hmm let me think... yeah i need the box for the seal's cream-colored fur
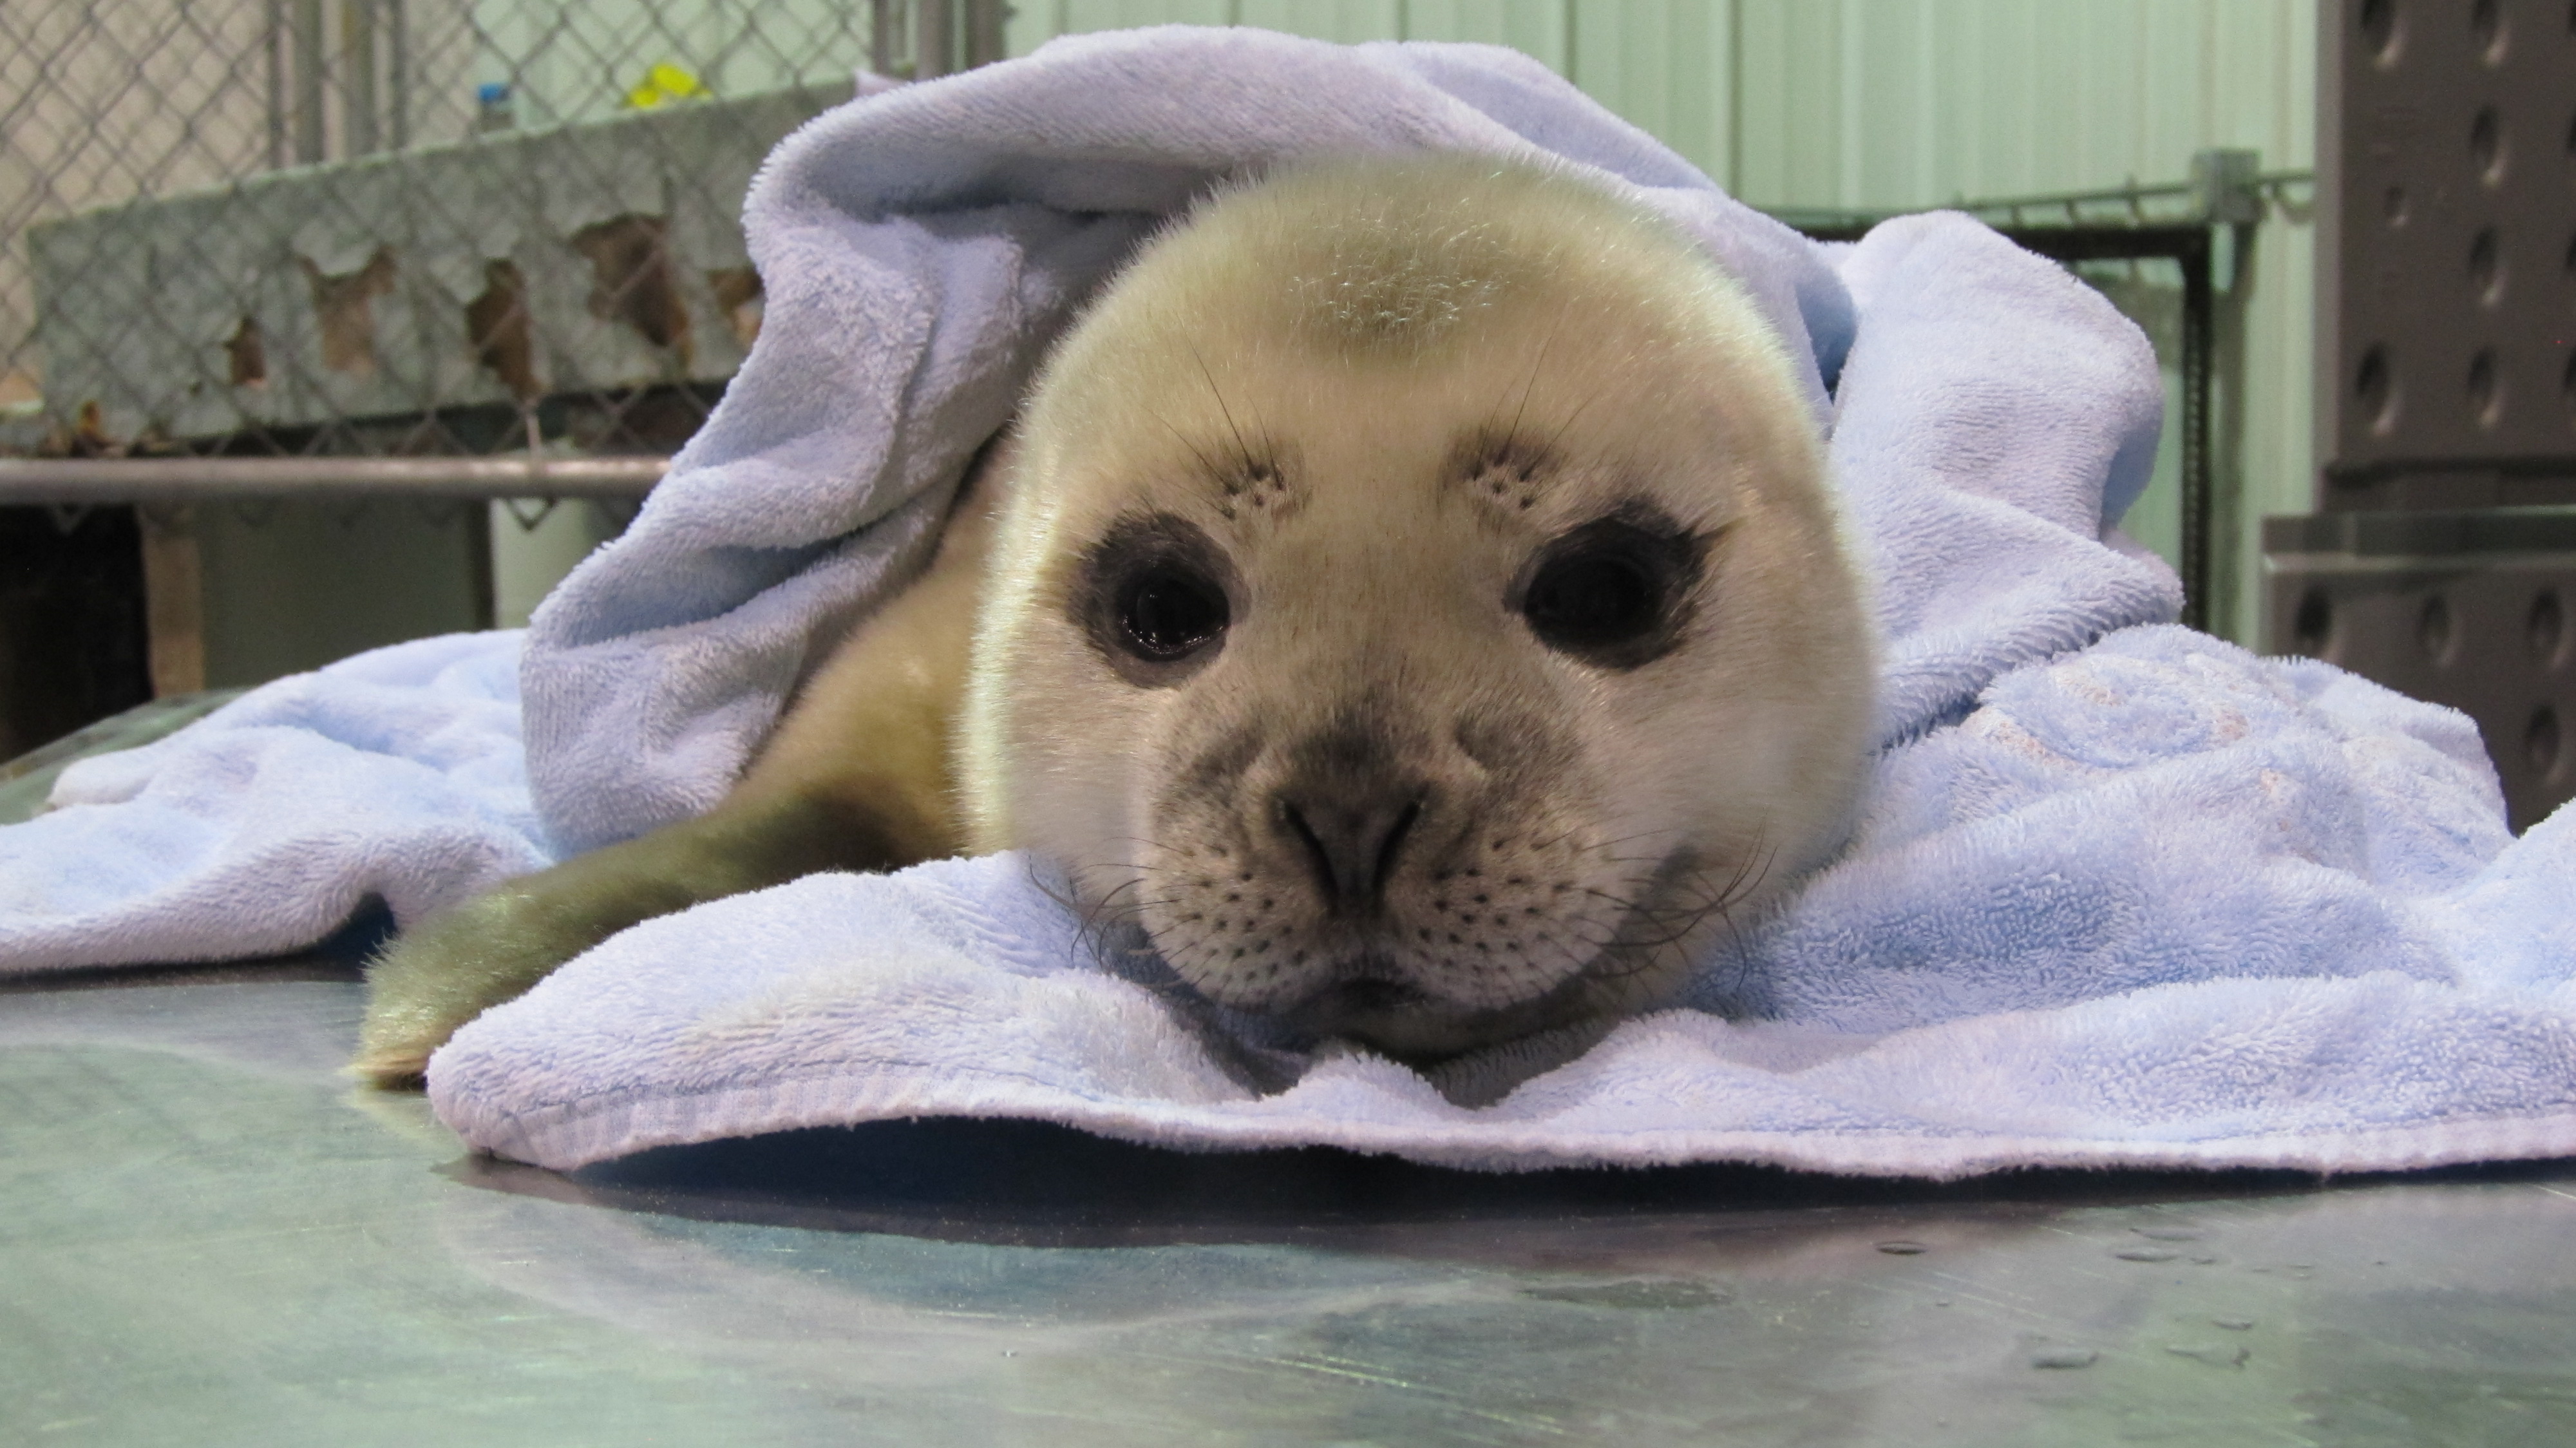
[354,155,1874,1087]
[963,157,1873,1056]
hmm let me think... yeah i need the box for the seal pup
[354,154,1877,1089]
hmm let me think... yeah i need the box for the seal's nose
[1275,786,1423,915]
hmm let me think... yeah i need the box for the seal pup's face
[961,157,1875,1061]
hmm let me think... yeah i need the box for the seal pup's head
[960,155,1874,1061]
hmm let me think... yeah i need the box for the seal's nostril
[1372,798,1422,900]
[1282,801,1336,902]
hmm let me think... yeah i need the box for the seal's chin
[1274,965,1597,1063]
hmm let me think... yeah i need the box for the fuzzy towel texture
[6,29,2573,1178]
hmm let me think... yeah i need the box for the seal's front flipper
[352,437,1009,1089]
[352,792,904,1087]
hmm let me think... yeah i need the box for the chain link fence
[1,1,1007,465]
[0,1,1007,750]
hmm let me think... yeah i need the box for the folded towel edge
[435,1066,2576,1182]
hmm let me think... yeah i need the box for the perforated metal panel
[2264,509,2575,830]
[2313,0,2576,510]
[2274,2,2576,829]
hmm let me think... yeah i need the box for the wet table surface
[6,960,2575,1447]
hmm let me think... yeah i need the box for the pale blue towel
[5,29,2570,1178]
[0,633,543,973]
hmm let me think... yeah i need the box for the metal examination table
[5,710,2574,1446]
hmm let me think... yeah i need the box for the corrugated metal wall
[1726,0,2315,649]
[1005,0,2319,647]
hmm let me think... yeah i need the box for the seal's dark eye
[1077,513,1236,685]
[1517,510,1703,669]
[1117,564,1229,659]
[1524,553,1658,649]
